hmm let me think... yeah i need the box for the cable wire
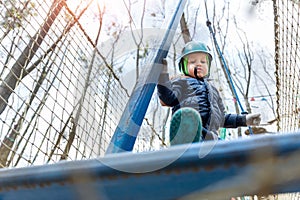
[204,0,253,135]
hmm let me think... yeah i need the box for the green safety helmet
[178,41,213,76]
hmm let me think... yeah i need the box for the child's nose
[195,61,202,66]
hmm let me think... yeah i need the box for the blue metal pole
[106,0,188,154]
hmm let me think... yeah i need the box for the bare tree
[180,13,191,43]
[0,0,65,115]
[232,16,254,113]
[0,0,97,166]
[0,0,66,167]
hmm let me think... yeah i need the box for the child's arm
[157,73,180,107]
[157,61,181,107]
[224,113,261,128]
[223,114,247,128]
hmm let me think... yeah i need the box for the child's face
[186,52,209,78]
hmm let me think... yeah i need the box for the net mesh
[0,0,168,168]
[274,0,300,132]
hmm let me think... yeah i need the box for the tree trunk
[0,0,65,115]
[180,13,191,43]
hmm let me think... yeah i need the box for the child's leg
[169,107,202,145]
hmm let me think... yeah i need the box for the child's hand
[246,113,261,126]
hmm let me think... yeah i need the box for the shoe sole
[169,107,202,145]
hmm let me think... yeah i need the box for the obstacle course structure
[0,0,299,199]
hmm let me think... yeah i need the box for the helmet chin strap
[194,67,201,79]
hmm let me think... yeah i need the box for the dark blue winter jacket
[157,73,246,134]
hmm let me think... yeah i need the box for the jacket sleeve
[223,114,247,128]
[157,73,181,107]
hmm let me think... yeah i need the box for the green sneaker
[169,107,203,145]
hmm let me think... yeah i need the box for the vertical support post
[106,0,188,154]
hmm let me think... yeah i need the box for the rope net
[274,0,300,132]
[0,0,168,168]
[269,1,300,199]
